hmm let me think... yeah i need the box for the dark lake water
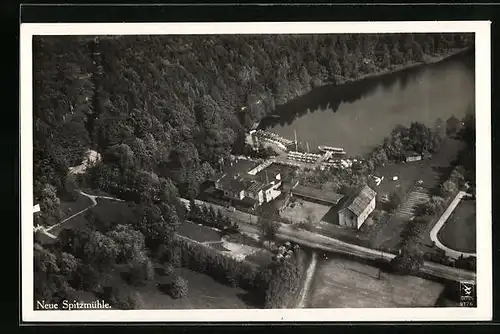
[261,51,475,157]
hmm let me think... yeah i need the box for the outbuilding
[403,151,422,163]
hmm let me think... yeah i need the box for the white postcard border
[21,21,492,322]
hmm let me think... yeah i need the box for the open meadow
[93,263,258,309]
[307,256,445,308]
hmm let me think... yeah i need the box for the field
[438,199,476,253]
[280,198,331,225]
[137,266,258,309]
[307,256,445,308]
[97,264,258,309]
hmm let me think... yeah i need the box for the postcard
[21,20,492,322]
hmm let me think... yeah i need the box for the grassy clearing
[87,199,136,231]
[136,266,257,309]
[177,221,222,243]
[370,138,464,251]
[374,138,463,197]
[438,199,476,253]
[97,264,257,309]
[308,256,445,308]
[59,193,93,219]
[47,198,135,238]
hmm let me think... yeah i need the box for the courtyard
[279,197,332,225]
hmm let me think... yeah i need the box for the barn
[338,185,377,230]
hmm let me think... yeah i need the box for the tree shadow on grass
[236,291,265,309]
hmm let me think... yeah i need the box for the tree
[128,255,154,286]
[105,286,139,310]
[258,216,279,247]
[446,115,462,137]
[57,252,80,285]
[107,224,147,264]
[388,187,405,212]
[390,246,424,275]
[441,179,458,198]
[408,122,433,154]
[414,197,445,217]
[83,230,120,269]
[370,146,388,167]
[35,183,62,227]
[170,275,188,299]
[34,244,70,302]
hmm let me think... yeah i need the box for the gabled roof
[342,185,377,217]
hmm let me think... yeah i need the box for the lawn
[97,264,258,309]
[307,256,445,308]
[369,138,464,251]
[135,266,258,309]
[47,198,136,238]
[177,221,222,243]
[280,198,332,225]
[59,193,93,219]
[438,199,476,253]
[374,138,463,198]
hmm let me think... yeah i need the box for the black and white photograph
[21,21,492,322]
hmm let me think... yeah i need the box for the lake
[260,50,475,157]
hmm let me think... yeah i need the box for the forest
[33,33,473,307]
[33,33,473,215]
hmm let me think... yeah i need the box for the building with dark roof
[291,184,344,206]
[338,185,377,229]
[214,158,283,205]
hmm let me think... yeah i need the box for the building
[403,151,422,163]
[214,158,283,206]
[338,185,377,230]
[290,184,344,206]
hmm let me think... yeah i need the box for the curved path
[429,191,476,259]
[43,190,124,235]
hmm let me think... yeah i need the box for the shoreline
[333,47,471,86]
[256,47,472,124]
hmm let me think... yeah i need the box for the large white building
[338,185,377,230]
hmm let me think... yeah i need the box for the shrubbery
[127,257,154,286]
[188,202,240,234]
[169,276,188,299]
[102,286,139,310]
[264,249,306,308]
[165,237,269,298]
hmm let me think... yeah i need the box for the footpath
[429,191,476,259]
